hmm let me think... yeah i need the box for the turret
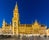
[10,22,11,30]
[2,19,6,28]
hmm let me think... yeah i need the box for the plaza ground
[0,36,49,40]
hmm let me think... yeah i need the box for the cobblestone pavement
[0,36,49,40]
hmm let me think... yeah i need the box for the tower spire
[13,2,19,18]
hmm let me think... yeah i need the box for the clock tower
[12,2,19,35]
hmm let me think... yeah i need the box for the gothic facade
[2,3,47,36]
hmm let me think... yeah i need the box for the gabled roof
[33,20,40,25]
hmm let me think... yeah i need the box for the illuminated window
[14,22,16,27]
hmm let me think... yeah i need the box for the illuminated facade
[1,2,47,36]
[46,29,49,36]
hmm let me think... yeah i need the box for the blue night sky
[0,0,49,28]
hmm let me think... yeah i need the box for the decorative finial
[34,19,39,25]
[3,18,5,23]
[35,19,38,23]
[10,22,11,24]
[2,18,6,26]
